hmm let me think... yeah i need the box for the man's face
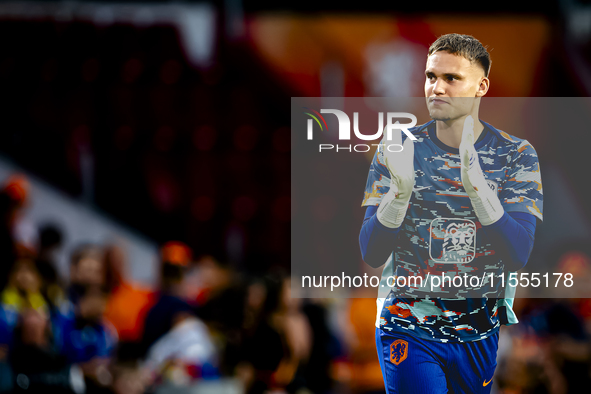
[424,51,488,121]
[72,255,104,286]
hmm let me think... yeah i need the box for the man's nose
[432,78,445,95]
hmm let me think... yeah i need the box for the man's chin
[428,112,452,121]
[428,110,462,122]
[430,115,451,121]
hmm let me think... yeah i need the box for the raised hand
[376,128,415,228]
[460,115,503,226]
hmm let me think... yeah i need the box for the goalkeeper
[359,34,543,393]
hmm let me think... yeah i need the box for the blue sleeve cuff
[483,211,537,271]
[360,206,401,268]
[370,213,404,234]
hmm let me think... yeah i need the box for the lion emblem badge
[429,218,476,264]
[390,339,409,365]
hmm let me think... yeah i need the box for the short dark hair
[428,34,491,77]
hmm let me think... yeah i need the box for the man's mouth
[430,98,448,105]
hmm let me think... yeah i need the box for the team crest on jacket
[390,339,408,365]
[429,218,476,264]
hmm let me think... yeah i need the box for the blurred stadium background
[0,0,590,393]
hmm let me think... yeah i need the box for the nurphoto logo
[304,108,417,152]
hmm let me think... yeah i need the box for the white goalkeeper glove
[376,129,415,228]
[460,115,504,226]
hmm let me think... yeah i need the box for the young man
[359,34,543,393]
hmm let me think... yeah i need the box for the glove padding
[376,129,415,228]
[460,115,504,226]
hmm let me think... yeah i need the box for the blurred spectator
[1,175,38,254]
[0,176,27,291]
[274,276,312,392]
[36,224,65,306]
[186,255,237,321]
[68,244,105,306]
[496,295,591,394]
[529,246,591,394]
[0,185,41,393]
[10,308,83,394]
[144,314,218,384]
[140,241,194,354]
[237,275,285,394]
[0,304,12,393]
[185,255,247,375]
[298,300,340,394]
[108,358,148,394]
[58,284,117,393]
[139,242,221,386]
[238,274,312,394]
[103,244,155,343]
[1,258,49,329]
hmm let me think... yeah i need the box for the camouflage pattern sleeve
[361,142,391,207]
[499,140,543,221]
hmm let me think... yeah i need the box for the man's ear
[476,77,489,97]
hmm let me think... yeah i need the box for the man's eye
[447,76,456,81]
